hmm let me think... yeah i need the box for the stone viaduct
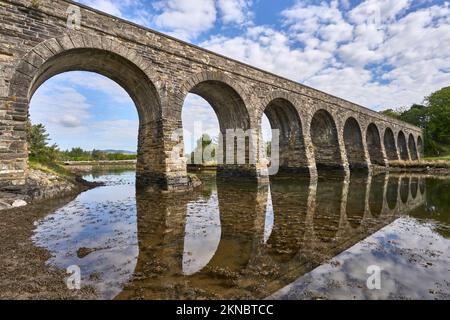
[0,0,423,191]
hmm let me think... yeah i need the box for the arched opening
[417,136,424,158]
[182,80,251,178]
[398,131,409,160]
[30,71,139,161]
[262,98,307,174]
[310,110,342,170]
[384,128,398,161]
[11,46,163,188]
[182,94,220,169]
[408,134,418,160]
[343,117,367,169]
[366,123,385,166]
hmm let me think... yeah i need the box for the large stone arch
[366,123,385,166]
[343,117,367,169]
[398,131,409,160]
[310,109,343,170]
[176,71,254,177]
[6,33,172,190]
[408,134,418,160]
[384,128,398,161]
[259,92,308,173]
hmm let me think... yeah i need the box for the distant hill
[101,149,137,155]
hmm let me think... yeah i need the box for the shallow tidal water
[31,169,450,300]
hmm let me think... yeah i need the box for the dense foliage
[381,87,450,156]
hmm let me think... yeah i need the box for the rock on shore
[0,169,98,211]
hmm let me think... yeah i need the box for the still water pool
[31,170,450,299]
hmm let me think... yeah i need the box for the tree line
[27,123,136,164]
[380,87,450,156]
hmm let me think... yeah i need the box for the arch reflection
[116,171,427,300]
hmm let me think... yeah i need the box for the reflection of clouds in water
[264,186,274,244]
[183,193,221,276]
[32,173,138,300]
[271,217,450,300]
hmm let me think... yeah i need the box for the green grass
[29,158,74,178]
[425,143,450,160]
[424,155,450,161]
[390,159,450,168]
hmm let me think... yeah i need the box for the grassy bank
[389,160,450,169]
[29,158,74,177]
[424,155,450,161]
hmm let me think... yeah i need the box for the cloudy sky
[30,0,450,152]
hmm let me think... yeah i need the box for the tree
[380,87,450,157]
[265,141,272,158]
[92,149,107,160]
[400,104,428,129]
[426,87,450,145]
[190,134,217,164]
[26,123,60,162]
[67,147,86,159]
[380,109,401,120]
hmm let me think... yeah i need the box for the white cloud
[56,72,132,104]
[202,26,334,81]
[152,0,217,41]
[31,85,91,129]
[217,0,252,25]
[201,0,450,110]
[80,0,125,17]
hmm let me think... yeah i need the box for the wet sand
[0,196,97,299]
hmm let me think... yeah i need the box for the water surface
[32,169,450,299]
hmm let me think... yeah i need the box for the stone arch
[177,71,253,176]
[366,123,385,166]
[261,93,308,173]
[408,134,418,160]
[384,128,398,161]
[310,109,343,169]
[417,136,424,158]
[179,73,251,132]
[398,131,409,160]
[343,117,367,169]
[7,33,167,189]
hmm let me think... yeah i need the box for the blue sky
[30,0,450,152]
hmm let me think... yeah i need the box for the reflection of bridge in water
[116,173,426,300]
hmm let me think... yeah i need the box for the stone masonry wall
[0,0,423,190]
